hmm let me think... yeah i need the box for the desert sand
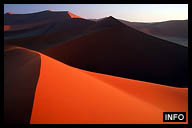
[4,25,10,31]
[30,51,188,124]
[4,11,188,124]
[4,45,41,124]
[42,17,188,87]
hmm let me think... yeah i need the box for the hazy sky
[4,4,188,22]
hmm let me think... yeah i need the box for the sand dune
[4,11,188,124]
[3,45,188,124]
[7,12,13,15]
[4,21,51,32]
[3,46,188,124]
[4,11,85,40]
[4,25,10,31]
[30,51,188,124]
[119,19,188,38]
[42,17,188,87]
[67,11,83,19]
[4,45,41,124]
[119,19,188,46]
[4,10,83,25]
[5,18,95,50]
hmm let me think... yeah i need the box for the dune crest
[7,12,13,15]
[30,52,188,124]
[67,11,83,19]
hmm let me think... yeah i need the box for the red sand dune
[29,52,188,124]
[67,11,83,19]
[7,12,13,15]
[4,12,188,124]
[4,45,41,124]
[4,25,11,31]
[3,46,188,124]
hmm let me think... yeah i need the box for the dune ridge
[4,10,188,124]
[30,51,188,124]
[42,20,188,87]
[4,45,41,124]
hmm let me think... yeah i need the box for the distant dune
[119,19,188,46]
[42,16,188,87]
[4,11,86,41]
[67,11,83,19]
[4,10,83,25]
[5,18,95,50]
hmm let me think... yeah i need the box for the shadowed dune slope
[4,45,41,124]
[4,21,52,32]
[119,19,188,47]
[4,11,86,41]
[4,18,95,50]
[4,10,83,25]
[42,17,188,87]
[119,19,188,38]
[30,52,188,124]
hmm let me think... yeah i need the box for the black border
[2,0,190,128]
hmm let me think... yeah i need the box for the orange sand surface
[7,12,13,15]
[30,53,188,124]
[4,25,11,31]
[68,11,83,19]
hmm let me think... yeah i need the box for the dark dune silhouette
[119,19,188,38]
[119,19,188,46]
[4,11,86,41]
[5,18,95,50]
[147,20,188,38]
[4,44,41,124]
[88,16,126,31]
[4,21,51,32]
[4,10,83,25]
[42,16,188,87]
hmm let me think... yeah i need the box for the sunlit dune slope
[67,11,83,19]
[4,25,11,31]
[4,46,188,124]
[30,52,188,124]
[42,17,188,87]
